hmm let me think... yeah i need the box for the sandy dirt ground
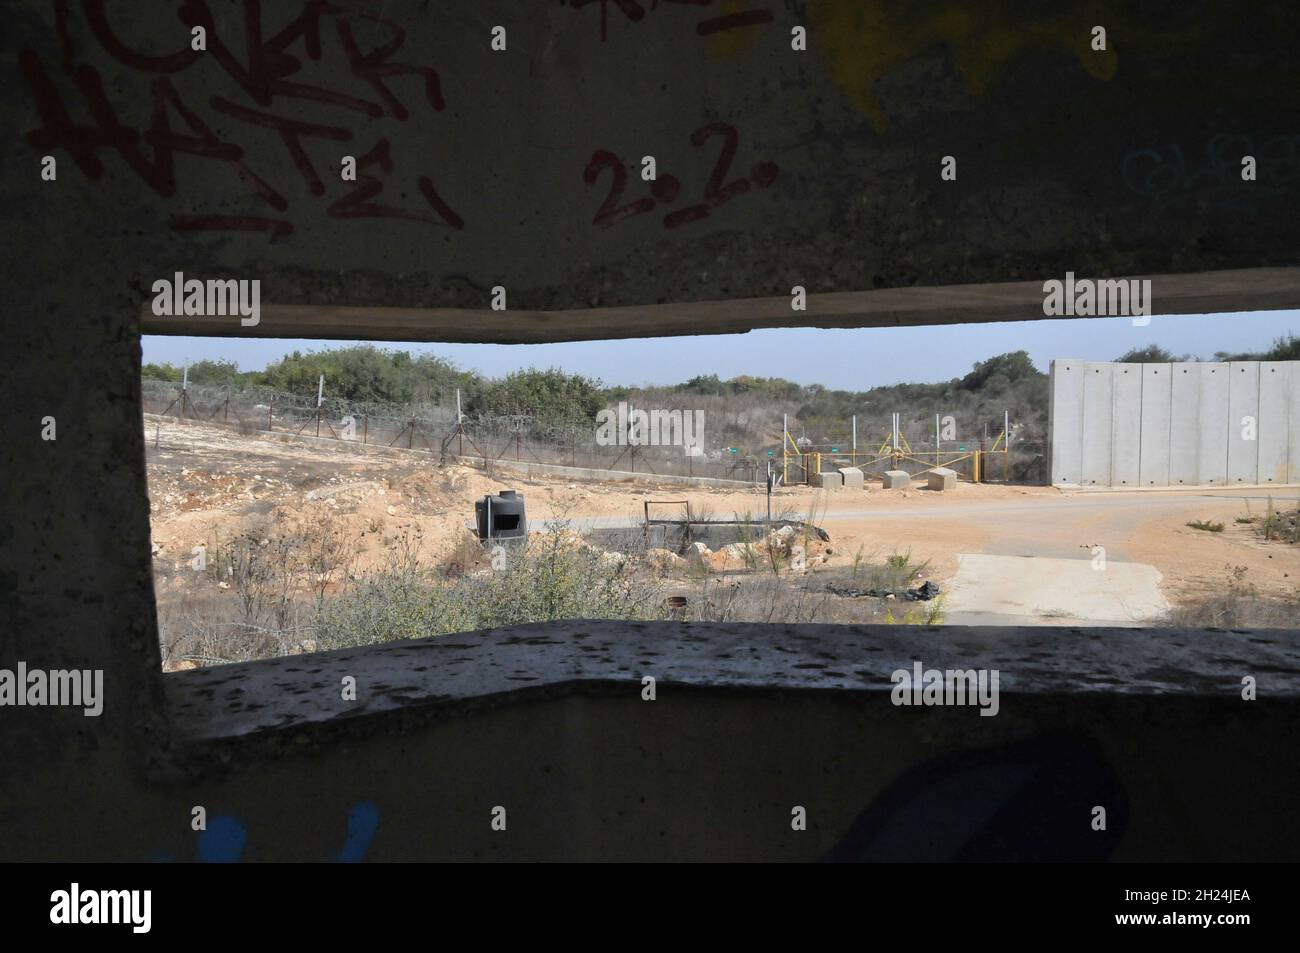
[144,417,1300,616]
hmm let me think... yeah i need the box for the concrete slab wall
[1138,364,1172,487]
[1051,360,1300,487]
[1048,360,1084,485]
[1228,362,1262,484]
[1195,364,1230,485]
[1080,364,1114,486]
[1289,364,1300,485]
[1169,365,1202,486]
[1257,362,1290,485]
[1110,365,1142,487]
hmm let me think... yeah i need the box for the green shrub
[315,521,668,649]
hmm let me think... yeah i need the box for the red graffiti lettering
[696,10,773,36]
[329,139,464,230]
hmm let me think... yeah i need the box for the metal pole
[1004,409,1011,481]
[267,397,273,432]
[935,413,940,452]
[782,413,788,484]
[316,374,324,437]
[457,389,465,457]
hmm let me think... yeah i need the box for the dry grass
[1165,565,1300,629]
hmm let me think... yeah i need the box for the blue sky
[143,309,1297,391]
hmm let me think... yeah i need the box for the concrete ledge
[883,470,911,489]
[814,471,844,489]
[141,267,1300,344]
[164,621,1300,749]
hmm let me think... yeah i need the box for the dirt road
[145,417,1300,619]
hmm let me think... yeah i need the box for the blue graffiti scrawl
[152,801,379,862]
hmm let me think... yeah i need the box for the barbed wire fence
[141,379,766,482]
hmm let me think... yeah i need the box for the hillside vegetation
[143,334,1298,453]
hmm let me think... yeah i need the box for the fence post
[267,398,273,432]
[363,413,368,445]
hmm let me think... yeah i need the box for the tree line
[142,335,1297,444]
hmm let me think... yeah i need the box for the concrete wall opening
[142,315,1300,673]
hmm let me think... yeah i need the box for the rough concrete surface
[2,0,1299,862]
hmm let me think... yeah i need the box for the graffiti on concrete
[1121,134,1299,213]
[565,0,774,45]
[584,121,777,230]
[22,1,462,237]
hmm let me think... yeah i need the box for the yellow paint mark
[807,0,1237,133]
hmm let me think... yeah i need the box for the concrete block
[813,471,842,489]
[1258,363,1289,484]
[882,470,910,489]
[837,467,864,490]
[927,467,957,491]
[1080,363,1113,486]
[1111,364,1141,487]
[1139,364,1172,487]
[1169,364,1200,485]
[1049,359,1085,485]
[1228,362,1261,484]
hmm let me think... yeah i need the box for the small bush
[1165,566,1300,628]
[1186,520,1224,533]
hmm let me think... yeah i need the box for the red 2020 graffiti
[584,123,778,230]
[23,0,463,236]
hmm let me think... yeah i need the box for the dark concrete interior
[2,0,1298,861]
